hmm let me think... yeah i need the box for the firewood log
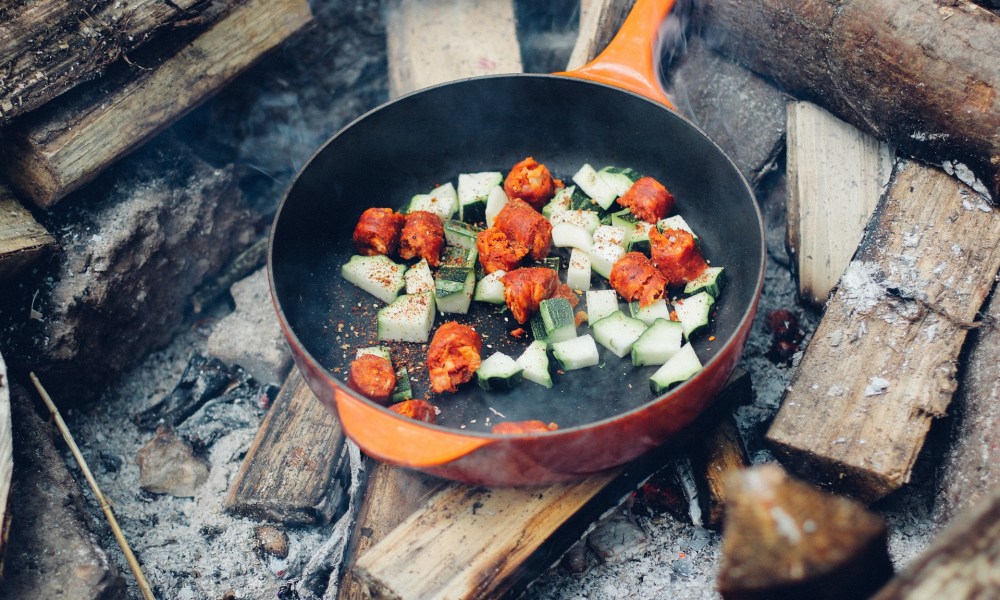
[0,0,311,208]
[0,184,53,280]
[767,160,1000,503]
[0,0,237,124]
[695,0,1000,199]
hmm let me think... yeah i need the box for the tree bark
[695,0,1000,199]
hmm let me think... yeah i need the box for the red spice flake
[510,328,526,338]
[708,336,716,342]
[574,310,587,327]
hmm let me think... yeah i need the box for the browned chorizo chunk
[650,228,708,285]
[504,156,559,210]
[476,227,529,274]
[491,420,558,435]
[347,354,397,405]
[398,210,445,266]
[427,321,483,394]
[388,399,438,423]
[501,267,560,324]
[609,251,668,307]
[353,207,405,256]
[552,282,580,309]
[617,176,674,224]
[494,198,552,261]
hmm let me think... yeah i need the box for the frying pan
[269,0,765,486]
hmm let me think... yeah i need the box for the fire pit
[0,0,997,599]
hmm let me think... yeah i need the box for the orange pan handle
[334,388,493,468]
[558,0,676,108]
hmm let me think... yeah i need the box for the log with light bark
[786,101,895,306]
[0,184,53,280]
[934,286,1000,526]
[695,0,1000,199]
[225,369,347,524]
[872,483,1000,600]
[0,0,312,208]
[717,464,893,600]
[766,160,1000,503]
[0,0,237,124]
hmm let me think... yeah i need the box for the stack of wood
[0,0,313,279]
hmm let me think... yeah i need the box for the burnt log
[767,160,1000,502]
[690,414,750,530]
[0,0,239,124]
[695,0,1000,199]
[718,464,893,600]
[0,0,311,208]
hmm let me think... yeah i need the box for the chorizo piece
[398,210,445,266]
[609,251,668,307]
[650,228,708,285]
[495,198,552,261]
[347,354,397,405]
[353,207,405,256]
[476,227,529,274]
[389,399,438,423]
[552,282,580,308]
[427,321,483,393]
[617,177,674,224]
[492,420,558,435]
[501,267,560,324]
[504,157,558,210]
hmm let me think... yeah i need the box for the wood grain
[767,160,1000,503]
[690,414,749,530]
[0,0,232,124]
[0,0,312,208]
[225,369,346,524]
[786,101,895,306]
[384,0,522,99]
[695,0,1000,199]
[0,184,53,280]
[0,353,12,578]
[872,484,1000,600]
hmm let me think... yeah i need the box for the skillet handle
[558,0,676,108]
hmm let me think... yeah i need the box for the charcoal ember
[559,540,591,574]
[632,468,691,523]
[765,309,805,364]
[254,525,290,559]
[136,426,210,497]
[136,354,240,430]
[587,515,649,565]
[175,366,272,449]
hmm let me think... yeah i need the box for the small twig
[29,373,156,600]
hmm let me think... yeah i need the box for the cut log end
[718,464,893,600]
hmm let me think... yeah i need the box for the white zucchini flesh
[542,186,574,219]
[674,291,715,340]
[377,292,436,343]
[549,209,601,234]
[589,241,626,279]
[473,270,506,304]
[657,215,699,241]
[409,182,458,221]
[631,318,684,366]
[591,312,648,358]
[476,351,523,391]
[341,255,407,304]
[551,222,593,252]
[551,334,600,371]
[592,225,629,250]
[585,289,620,324]
[404,259,435,295]
[572,163,618,210]
[485,186,509,228]
[629,298,672,325]
[649,343,703,394]
[566,248,592,291]
[516,340,552,388]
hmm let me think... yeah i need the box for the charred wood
[690,414,750,531]
[135,354,236,431]
[695,0,1000,199]
[767,160,1000,503]
[718,464,892,600]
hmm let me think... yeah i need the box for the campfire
[0,0,997,599]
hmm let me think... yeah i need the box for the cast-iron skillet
[269,0,765,486]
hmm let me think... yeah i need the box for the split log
[225,369,347,524]
[934,285,1000,525]
[786,101,895,306]
[690,414,750,530]
[0,354,11,577]
[0,0,312,208]
[717,464,893,600]
[694,0,1000,199]
[0,184,53,280]
[766,160,1000,503]
[0,0,236,124]
[872,483,1000,600]
[384,0,522,98]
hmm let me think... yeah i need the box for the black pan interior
[270,75,763,433]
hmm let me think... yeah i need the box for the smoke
[655,0,693,94]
